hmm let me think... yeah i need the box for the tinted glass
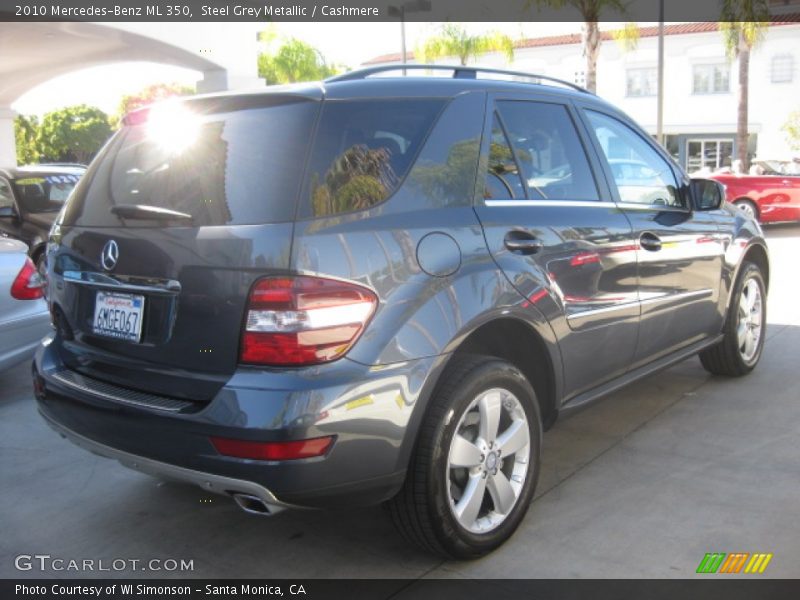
[587,111,682,208]
[11,173,80,213]
[303,99,445,217]
[485,113,526,200]
[403,92,484,208]
[496,101,599,201]
[63,99,318,227]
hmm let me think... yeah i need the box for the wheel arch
[394,312,563,476]
[740,242,770,292]
[29,240,46,261]
[733,197,759,218]
[723,241,770,320]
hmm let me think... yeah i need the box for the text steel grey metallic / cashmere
[34,66,769,559]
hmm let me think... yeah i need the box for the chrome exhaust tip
[232,493,280,516]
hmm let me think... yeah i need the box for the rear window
[13,173,81,213]
[301,99,446,218]
[63,98,319,227]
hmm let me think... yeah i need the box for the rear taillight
[11,257,44,300]
[240,276,378,366]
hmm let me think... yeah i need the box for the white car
[0,237,49,372]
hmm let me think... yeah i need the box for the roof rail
[326,64,591,94]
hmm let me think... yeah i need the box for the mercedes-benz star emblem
[101,240,119,271]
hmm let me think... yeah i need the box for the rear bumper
[40,410,295,513]
[34,336,440,508]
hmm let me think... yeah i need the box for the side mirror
[690,179,725,211]
[0,205,18,219]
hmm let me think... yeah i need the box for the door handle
[639,232,662,252]
[504,231,544,255]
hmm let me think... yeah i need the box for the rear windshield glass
[63,98,319,227]
[302,99,446,218]
[13,173,81,213]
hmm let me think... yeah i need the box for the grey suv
[34,66,769,559]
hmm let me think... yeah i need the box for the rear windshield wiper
[110,204,193,221]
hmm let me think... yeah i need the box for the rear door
[49,94,320,401]
[473,93,639,399]
[578,107,725,367]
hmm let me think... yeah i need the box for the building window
[686,139,733,173]
[626,68,657,97]
[692,64,730,94]
[771,54,794,83]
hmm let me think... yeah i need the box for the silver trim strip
[483,199,690,212]
[63,271,181,295]
[484,200,612,208]
[616,202,690,213]
[639,289,713,307]
[40,411,295,513]
[566,301,639,321]
[566,289,714,321]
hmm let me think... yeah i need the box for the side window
[304,99,445,217]
[0,179,14,209]
[586,110,682,208]
[485,113,526,200]
[496,101,600,201]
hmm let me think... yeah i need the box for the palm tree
[530,0,627,93]
[416,24,514,66]
[720,0,769,172]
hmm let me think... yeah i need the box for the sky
[12,22,586,117]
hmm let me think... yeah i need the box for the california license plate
[92,291,145,342]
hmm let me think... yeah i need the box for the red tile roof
[363,19,800,65]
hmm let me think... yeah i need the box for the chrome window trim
[483,199,689,212]
[484,199,611,208]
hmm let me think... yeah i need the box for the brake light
[240,276,378,366]
[210,435,335,461]
[11,257,44,300]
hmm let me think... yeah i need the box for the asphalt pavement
[1,224,798,579]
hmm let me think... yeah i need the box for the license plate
[92,291,145,342]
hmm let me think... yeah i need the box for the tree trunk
[736,35,750,172]
[583,21,600,93]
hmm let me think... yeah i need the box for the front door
[580,108,726,367]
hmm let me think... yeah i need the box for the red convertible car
[710,172,800,223]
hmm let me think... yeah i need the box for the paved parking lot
[1,224,799,580]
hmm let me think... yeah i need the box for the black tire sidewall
[425,359,542,558]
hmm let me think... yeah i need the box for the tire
[34,250,48,298]
[699,262,766,376]
[733,199,758,221]
[35,252,46,277]
[387,354,542,559]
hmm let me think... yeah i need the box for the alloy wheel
[737,278,763,363]
[446,387,531,534]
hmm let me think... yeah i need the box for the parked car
[0,164,86,275]
[33,65,769,559]
[710,171,800,223]
[0,238,49,372]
